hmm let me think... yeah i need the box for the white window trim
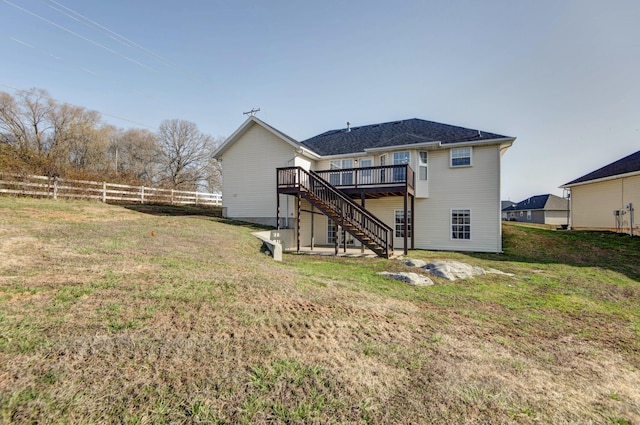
[392,151,410,165]
[418,151,428,181]
[450,147,473,168]
[394,209,412,238]
[450,208,472,241]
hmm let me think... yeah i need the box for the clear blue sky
[2,0,639,201]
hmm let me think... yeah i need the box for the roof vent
[346,122,351,133]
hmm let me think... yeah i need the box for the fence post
[102,182,107,203]
[141,186,145,204]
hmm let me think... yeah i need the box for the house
[500,200,516,220]
[501,200,517,211]
[561,150,640,235]
[213,116,516,257]
[501,194,569,226]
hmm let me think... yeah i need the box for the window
[451,147,472,167]
[394,209,412,238]
[327,220,353,245]
[451,209,471,240]
[418,151,428,180]
[327,220,337,244]
[393,151,410,181]
[329,159,354,186]
[359,158,373,184]
[380,154,387,182]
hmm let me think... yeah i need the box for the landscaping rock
[403,258,427,268]
[486,268,515,277]
[423,260,486,281]
[378,271,434,286]
[402,258,514,281]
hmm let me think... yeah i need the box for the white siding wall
[221,123,298,226]
[294,155,312,170]
[412,145,502,252]
[570,175,640,232]
[545,210,569,226]
[311,145,503,252]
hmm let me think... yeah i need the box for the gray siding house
[502,194,569,226]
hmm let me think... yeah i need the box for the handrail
[277,167,393,257]
[314,164,414,192]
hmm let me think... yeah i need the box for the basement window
[394,210,412,238]
[451,209,471,240]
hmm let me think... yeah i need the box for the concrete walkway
[285,246,405,258]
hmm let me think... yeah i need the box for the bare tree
[203,138,224,193]
[0,91,29,156]
[47,102,106,176]
[110,127,159,184]
[156,119,214,190]
[0,89,53,157]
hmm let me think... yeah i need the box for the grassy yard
[0,197,638,424]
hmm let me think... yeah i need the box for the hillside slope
[1,198,639,424]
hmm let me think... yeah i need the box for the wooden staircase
[277,167,394,258]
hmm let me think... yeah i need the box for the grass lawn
[0,197,639,424]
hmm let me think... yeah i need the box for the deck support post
[411,194,415,250]
[403,191,408,256]
[310,204,314,250]
[343,227,347,253]
[361,193,366,254]
[296,193,301,253]
[276,194,280,230]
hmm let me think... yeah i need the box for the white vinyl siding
[411,145,502,252]
[569,174,640,231]
[220,123,298,225]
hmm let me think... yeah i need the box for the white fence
[0,173,221,207]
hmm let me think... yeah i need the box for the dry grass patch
[0,198,639,424]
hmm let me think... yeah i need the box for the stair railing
[277,167,393,257]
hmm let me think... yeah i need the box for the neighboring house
[213,116,516,256]
[501,194,569,225]
[561,150,640,235]
[500,200,516,220]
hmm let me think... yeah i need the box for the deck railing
[314,164,414,192]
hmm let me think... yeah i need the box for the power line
[45,0,174,69]
[2,0,158,72]
[2,33,168,111]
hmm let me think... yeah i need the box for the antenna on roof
[346,122,351,132]
[243,108,260,117]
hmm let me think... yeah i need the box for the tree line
[0,88,222,192]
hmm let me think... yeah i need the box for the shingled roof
[502,194,568,212]
[563,150,640,186]
[299,118,511,156]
